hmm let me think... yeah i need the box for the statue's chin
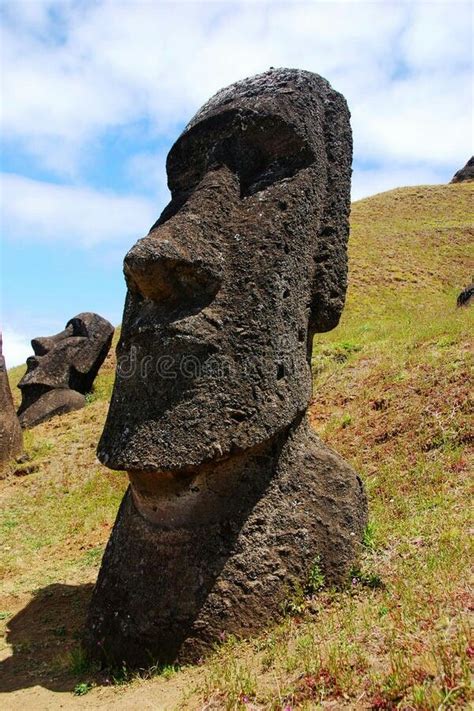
[99,422,276,473]
[126,431,281,529]
[18,388,86,428]
[127,467,243,528]
[98,376,312,472]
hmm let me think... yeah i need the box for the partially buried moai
[18,313,114,428]
[86,68,368,667]
[0,333,23,467]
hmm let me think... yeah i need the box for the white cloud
[352,70,473,166]
[0,1,471,356]
[1,173,156,247]
[2,326,31,368]
[400,1,473,69]
[126,150,170,202]
[1,0,472,182]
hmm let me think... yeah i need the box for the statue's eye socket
[66,318,87,338]
[167,110,315,199]
[238,153,312,198]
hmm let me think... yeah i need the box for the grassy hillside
[1,183,472,710]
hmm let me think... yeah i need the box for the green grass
[0,183,472,708]
[1,334,126,594]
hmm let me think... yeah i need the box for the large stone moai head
[18,313,114,428]
[0,333,23,467]
[99,68,352,472]
[87,69,366,667]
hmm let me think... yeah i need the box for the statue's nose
[31,337,53,356]
[123,234,222,306]
[31,328,71,356]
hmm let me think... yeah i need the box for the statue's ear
[66,313,114,377]
[309,90,352,334]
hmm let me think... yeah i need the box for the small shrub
[53,625,67,638]
[282,582,307,616]
[112,664,131,685]
[363,521,377,550]
[350,566,384,590]
[306,556,325,594]
[340,413,352,428]
[73,682,93,696]
[69,646,91,675]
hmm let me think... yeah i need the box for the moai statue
[18,313,114,428]
[86,68,368,666]
[451,156,474,183]
[456,282,474,307]
[0,333,23,467]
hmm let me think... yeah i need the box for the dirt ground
[0,580,202,710]
[0,682,195,711]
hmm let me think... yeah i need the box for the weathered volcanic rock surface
[18,313,114,428]
[87,417,366,666]
[0,334,23,467]
[456,283,474,307]
[451,156,474,183]
[85,68,368,667]
[97,68,353,472]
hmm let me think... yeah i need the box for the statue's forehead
[164,69,341,202]
[176,106,310,148]
[167,70,335,182]
[186,68,329,129]
[166,106,316,197]
[187,93,298,130]
[175,70,330,169]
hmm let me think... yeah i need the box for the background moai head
[18,312,114,428]
[98,68,352,472]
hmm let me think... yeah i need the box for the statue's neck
[128,414,307,529]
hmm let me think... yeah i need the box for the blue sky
[1,0,472,365]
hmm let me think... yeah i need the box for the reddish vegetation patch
[369,692,396,710]
[285,669,343,704]
[310,346,472,471]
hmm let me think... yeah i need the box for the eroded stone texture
[451,156,474,183]
[86,68,367,666]
[456,283,474,307]
[0,333,23,467]
[18,313,114,428]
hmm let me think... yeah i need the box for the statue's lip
[167,323,217,343]
[125,315,220,348]
[122,326,216,353]
[18,356,42,383]
[26,355,41,367]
